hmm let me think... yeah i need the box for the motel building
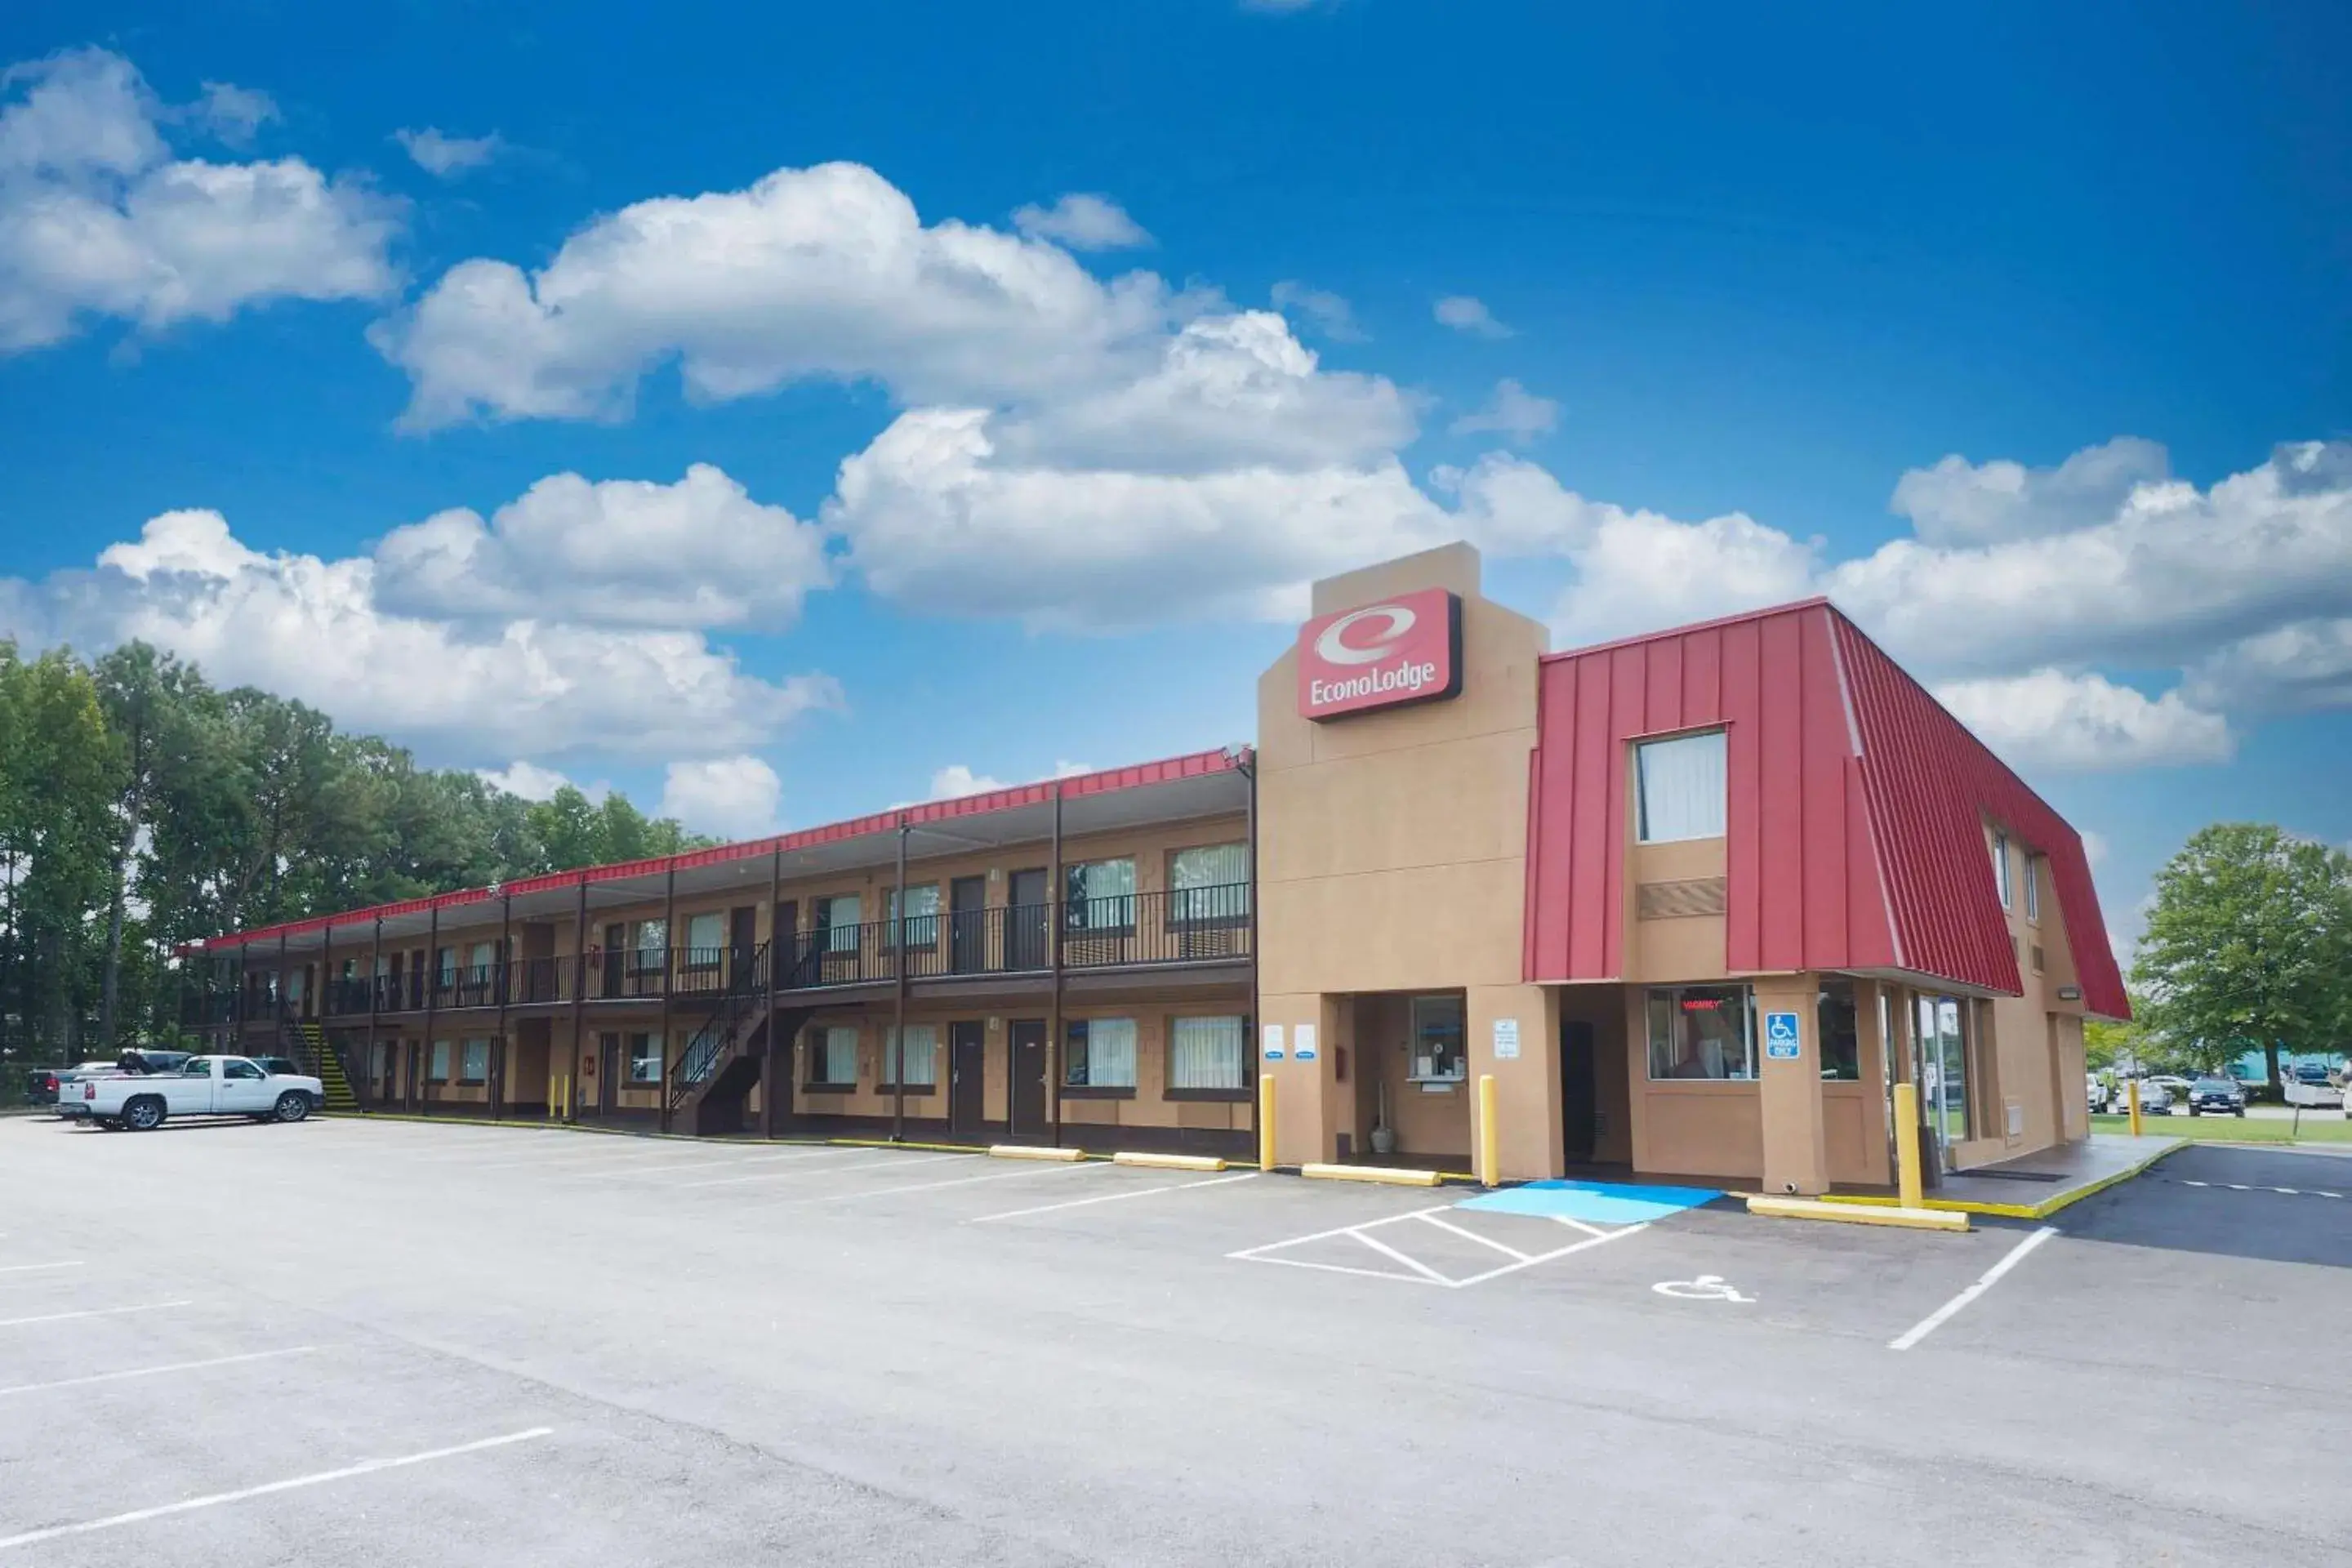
[180,544,2127,1195]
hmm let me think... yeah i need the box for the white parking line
[764,1160,1108,1207]
[970,1171,1258,1223]
[0,1262,82,1276]
[1889,1226,2058,1352]
[1412,1212,1531,1261]
[1350,1227,1455,1284]
[1230,1205,1651,1289]
[673,1152,966,1190]
[0,1300,191,1330]
[550,1146,851,1179]
[0,1427,554,1551]
[0,1346,318,1398]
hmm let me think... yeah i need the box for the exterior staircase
[669,942,813,1135]
[285,1019,361,1112]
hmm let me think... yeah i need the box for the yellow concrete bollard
[1258,1074,1276,1173]
[2127,1079,2142,1138]
[1892,1081,1924,1209]
[1477,1073,1499,1187]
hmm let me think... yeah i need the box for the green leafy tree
[2133,823,2352,1086]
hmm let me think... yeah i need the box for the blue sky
[2,0,2347,955]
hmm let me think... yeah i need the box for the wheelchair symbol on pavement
[1651,1275,1754,1303]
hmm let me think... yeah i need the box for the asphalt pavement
[2,1116,2345,1566]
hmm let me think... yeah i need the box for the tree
[2133,823,2352,1086]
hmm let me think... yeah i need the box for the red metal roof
[188,747,1246,954]
[1524,600,2128,1019]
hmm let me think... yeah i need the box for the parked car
[114,1047,194,1076]
[2186,1076,2247,1116]
[2122,1079,2173,1115]
[63,1054,322,1131]
[2149,1075,2194,1099]
[2086,1074,2110,1113]
[38,1061,122,1116]
[249,1056,301,1078]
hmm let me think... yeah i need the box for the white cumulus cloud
[659,755,783,840]
[1891,436,2171,546]
[477,760,575,801]
[1269,279,1364,342]
[1011,192,1151,251]
[0,47,399,353]
[393,127,502,179]
[1434,294,1512,338]
[1933,670,2233,771]
[1450,378,1557,441]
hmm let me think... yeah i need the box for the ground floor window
[1169,1014,1247,1092]
[1064,1017,1138,1089]
[808,1025,858,1087]
[883,1024,938,1089]
[1816,981,1861,1080]
[1646,986,1755,1080]
[1918,996,1971,1146]
[427,1040,452,1083]
[1409,995,1467,1082]
[459,1038,491,1084]
[627,1032,662,1085]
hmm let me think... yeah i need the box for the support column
[1467,982,1565,1182]
[763,845,782,1140]
[891,818,908,1144]
[274,929,288,1054]
[1241,751,1258,1159]
[319,923,332,1026]
[1754,973,1829,1196]
[365,915,381,1109]
[418,906,439,1114]
[1047,786,1063,1149]
[567,872,589,1125]
[657,865,676,1134]
[492,891,510,1120]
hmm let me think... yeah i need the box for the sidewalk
[1829,1133,2183,1221]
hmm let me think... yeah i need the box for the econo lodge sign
[1296,587,1463,720]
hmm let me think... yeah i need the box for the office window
[882,1024,938,1089]
[1063,1017,1138,1089]
[1646,985,1755,1080]
[1636,730,1727,843]
[685,912,725,959]
[1064,858,1136,932]
[2025,854,2041,922]
[818,895,862,953]
[1169,1015,1247,1091]
[1170,844,1249,926]
[808,1026,858,1086]
[1993,832,2012,908]
[1408,994,1467,1082]
[427,1040,452,1082]
[627,1032,662,1084]
[1816,981,1860,1081]
[460,1038,491,1083]
[887,884,941,947]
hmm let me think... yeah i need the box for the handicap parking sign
[1763,1010,1802,1061]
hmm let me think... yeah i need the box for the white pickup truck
[65,1054,323,1131]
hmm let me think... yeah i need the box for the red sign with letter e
[1295,587,1463,720]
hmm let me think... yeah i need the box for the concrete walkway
[1928,1134,2184,1218]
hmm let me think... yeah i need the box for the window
[1170,844,1249,926]
[818,895,862,954]
[223,1058,264,1080]
[808,1025,858,1086]
[1992,831,2012,908]
[1815,980,1860,1081]
[1635,730,1727,843]
[1063,1017,1138,1089]
[2024,854,2041,922]
[460,1039,491,1084]
[1064,858,1136,932]
[180,1058,211,1076]
[887,884,940,948]
[1407,995,1467,1082]
[1918,996,1971,1147]
[428,1040,452,1083]
[627,1033,662,1085]
[882,1023,938,1089]
[685,912,724,960]
[470,942,495,972]
[436,947,456,983]
[1169,1015,1247,1093]
[1646,986,1755,1080]
[634,919,667,965]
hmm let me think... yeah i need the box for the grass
[2090,1113,2352,1145]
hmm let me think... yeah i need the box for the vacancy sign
[1296,587,1463,720]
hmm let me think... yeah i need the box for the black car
[2187,1076,2247,1116]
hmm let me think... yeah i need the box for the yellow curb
[1814,1139,2185,1221]
[1302,1162,1443,1187]
[1748,1196,1970,1232]
[826,1138,986,1156]
[1112,1152,1228,1172]
[988,1144,1088,1162]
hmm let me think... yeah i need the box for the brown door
[774,900,800,988]
[1007,868,1048,969]
[1009,1019,1048,1138]
[949,1021,987,1135]
[603,923,626,998]
[949,876,987,973]
[729,906,757,989]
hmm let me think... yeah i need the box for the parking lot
[4,1117,2346,1566]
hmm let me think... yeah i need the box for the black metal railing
[177,884,1250,1022]
[668,940,772,1113]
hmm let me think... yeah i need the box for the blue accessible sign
[1763,1010,1802,1061]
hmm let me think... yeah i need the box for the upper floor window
[1992,832,2013,908]
[1170,843,1248,927]
[2024,853,2040,922]
[1065,858,1136,933]
[1636,731,1727,843]
[685,911,725,958]
[886,884,941,947]
[817,895,862,954]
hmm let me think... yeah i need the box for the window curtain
[1169,1015,1245,1089]
[1172,844,1248,923]
[822,897,862,953]
[817,1026,858,1084]
[884,1024,938,1086]
[1067,859,1136,931]
[461,1040,490,1080]
[1636,731,1728,842]
[686,912,724,955]
[888,885,940,947]
[1086,1018,1138,1087]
